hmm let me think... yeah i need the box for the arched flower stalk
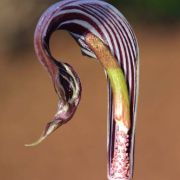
[26,0,139,179]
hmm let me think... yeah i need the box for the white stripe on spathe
[81,4,118,57]
[104,2,137,56]
[58,19,101,39]
[56,8,114,55]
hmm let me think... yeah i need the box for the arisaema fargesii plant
[26,0,139,179]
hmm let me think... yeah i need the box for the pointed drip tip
[25,122,59,147]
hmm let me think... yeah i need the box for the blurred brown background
[0,0,180,180]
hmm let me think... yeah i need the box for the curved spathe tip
[25,121,59,147]
[25,136,46,147]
